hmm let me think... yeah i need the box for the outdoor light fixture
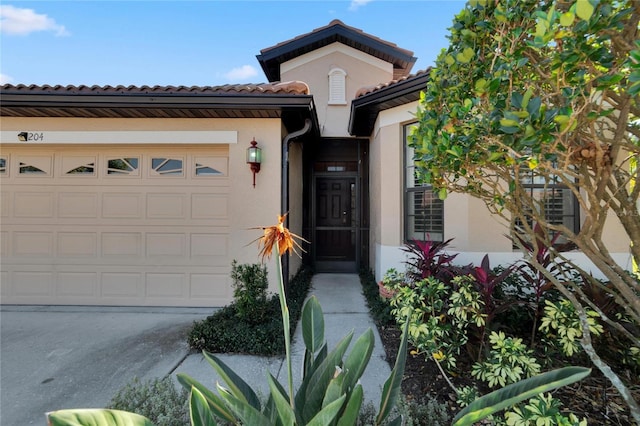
[246,138,262,188]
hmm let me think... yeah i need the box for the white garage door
[0,146,231,307]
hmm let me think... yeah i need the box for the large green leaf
[216,386,271,426]
[452,366,591,425]
[305,395,346,426]
[376,313,410,425]
[302,295,325,353]
[300,331,353,423]
[202,351,261,410]
[46,409,154,426]
[267,373,295,426]
[342,328,374,392]
[189,387,218,426]
[176,373,236,424]
[336,384,363,426]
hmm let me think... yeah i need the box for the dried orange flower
[250,214,308,261]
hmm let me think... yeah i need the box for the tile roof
[261,19,414,59]
[0,81,310,96]
[257,19,417,82]
[355,68,431,99]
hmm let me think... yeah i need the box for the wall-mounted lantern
[246,138,262,188]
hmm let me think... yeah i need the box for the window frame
[403,122,444,243]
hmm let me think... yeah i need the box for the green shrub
[359,268,394,326]
[503,393,587,426]
[187,265,313,356]
[107,377,188,426]
[230,260,269,323]
[472,331,541,389]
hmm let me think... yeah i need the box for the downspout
[282,118,313,290]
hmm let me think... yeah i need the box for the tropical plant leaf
[336,384,363,426]
[300,331,353,423]
[176,373,236,424]
[452,366,591,425]
[342,328,374,391]
[46,409,155,426]
[305,394,346,426]
[376,313,410,425]
[267,373,295,426]
[202,351,261,410]
[216,386,271,426]
[302,295,325,353]
[189,387,218,426]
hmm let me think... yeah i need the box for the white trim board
[0,130,238,145]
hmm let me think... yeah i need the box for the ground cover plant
[187,261,313,356]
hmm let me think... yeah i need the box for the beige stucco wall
[368,103,635,281]
[281,42,393,137]
[0,116,284,305]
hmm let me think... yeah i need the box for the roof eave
[258,25,417,82]
[348,72,429,136]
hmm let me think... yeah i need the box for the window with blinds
[404,123,444,242]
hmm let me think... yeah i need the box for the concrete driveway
[0,306,211,426]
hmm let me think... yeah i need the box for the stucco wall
[367,103,636,282]
[281,42,393,138]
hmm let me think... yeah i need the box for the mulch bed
[376,324,638,425]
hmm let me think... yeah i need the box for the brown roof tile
[261,19,414,58]
[355,68,431,98]
[0,81,310,96]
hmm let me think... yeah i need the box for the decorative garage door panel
[0,147,231,307]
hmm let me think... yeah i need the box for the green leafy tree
[411,0,639,420]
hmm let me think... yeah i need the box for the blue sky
[0,1,466,87]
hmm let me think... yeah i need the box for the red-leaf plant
[402,237,459,285]
[511,223,577,346]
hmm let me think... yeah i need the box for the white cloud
[0,5,69,36]
[223,65,258,82]
[0,73,14,84]
[349,0,373,11]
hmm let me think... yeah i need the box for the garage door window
[18,156,51,176]
[151,158,183,176]
[194,157,227,177]
[0,157,6,175]
[107,157,139,176]
[63,156,96,176]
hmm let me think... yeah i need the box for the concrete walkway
[0,273,390,425]
[173,272,392,407]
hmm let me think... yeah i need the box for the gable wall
[281,42,393,137]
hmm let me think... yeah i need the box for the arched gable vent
[328,68,347,105]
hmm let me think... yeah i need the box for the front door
[315,177,357,272]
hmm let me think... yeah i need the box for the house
[0,20,632,307]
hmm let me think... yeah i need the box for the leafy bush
[503,393,587,426]
[188,265,313,356]
[359,268,394,326]
[389,275,485,370]
[107,377,188,426]
[539,299,603,357]
[402,238,460,284]
[230,260,269,323]
[472,331,541,389]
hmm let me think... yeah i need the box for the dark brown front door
[315,177,356,271]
